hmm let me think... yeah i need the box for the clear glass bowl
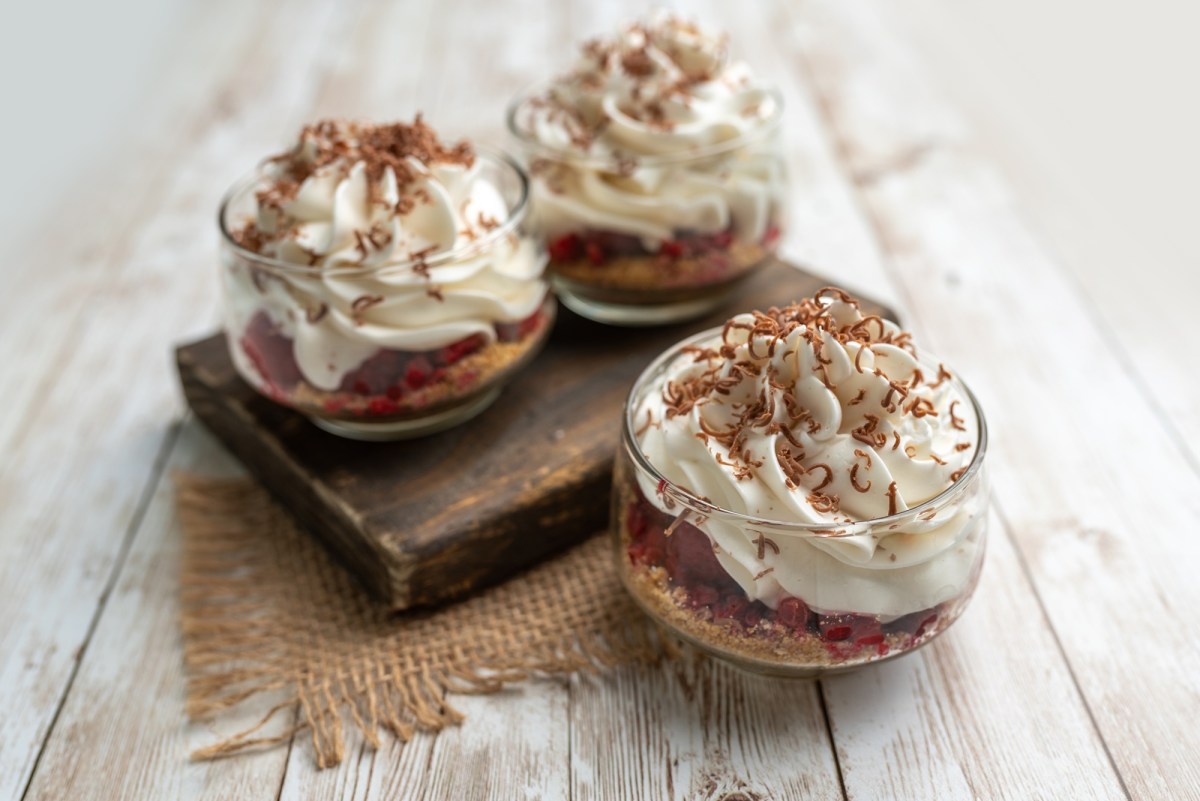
[217,151,555,441]
[612,328,989,676]
[506,87,787,326]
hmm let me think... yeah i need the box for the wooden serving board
[177,259,897,610]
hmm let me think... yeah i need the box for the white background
[3,0,1197,292]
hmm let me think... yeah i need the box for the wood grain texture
[21,421,294,801]
[570,659,843,801]
[0,0,354,796]
[5,0,1195,798]
[177,261,892,609]
[691,2,1131,799]
[787,0,1200,797]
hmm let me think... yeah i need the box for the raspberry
[584,241,605,265]
[547,233,582,261]
[818,614,855,642]
[436,334,486,366]
[367,398,397,415]
[774,597,810,631]
[660,240,686,259]
[404,355,433,389]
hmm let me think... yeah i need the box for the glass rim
[504,81,785,169]
[216,147,530,278]
[621,325,989,536]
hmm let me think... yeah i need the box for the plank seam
[992,506,1134,801]
[815,681,850,801]
[274,704,301,801]
[17,418,185,801]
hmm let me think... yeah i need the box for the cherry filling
[547,224,782,268]
[237,304,548,416]
[624,492,943,659]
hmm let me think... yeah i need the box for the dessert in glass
[613,288,988,675]
[507,12,786,325]
[218,117,554,440]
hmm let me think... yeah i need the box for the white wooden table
[3,1,1198,798]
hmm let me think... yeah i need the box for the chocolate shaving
[850,463,872,493]
[807,492,841,514]
[905,396,937,418]
[350,295,383,323]
[885,481,899,516]
[929,363,953,389]
[948,400,967,431]
[753,532,780,560]
[305,303,328,324]
[238,116,474,257]
[808,463,833,491]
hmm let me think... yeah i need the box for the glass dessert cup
[506,89,787,326]
[612,329,990,677]
[217,152,555,441]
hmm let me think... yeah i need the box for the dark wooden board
[177,259,897,610]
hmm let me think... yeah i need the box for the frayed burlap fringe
[176,474,664,768]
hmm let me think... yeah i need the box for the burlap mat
[176,475,663,768]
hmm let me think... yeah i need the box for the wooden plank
[0,0,355,797]
[21,421,293,801]
[786,0,1200,796]
[570,660,843,801]
[275,685,570,800]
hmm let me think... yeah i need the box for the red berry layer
[547,224,781,270]
[237,304,550,419]
[623,490,943,660]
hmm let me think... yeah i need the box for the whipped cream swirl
[633,290,985,617]
[512,11,785,245]
[224,118,547,391]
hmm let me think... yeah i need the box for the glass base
[555,283,728,327]
[308,386,502,441]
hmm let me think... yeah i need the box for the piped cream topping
[634,289,985,616]
[512,11,785,245]
[226,118,546,390]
